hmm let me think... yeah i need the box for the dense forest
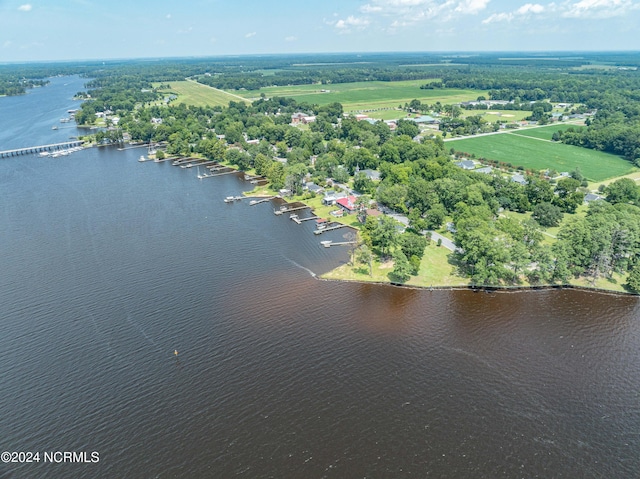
[5,52,639,290]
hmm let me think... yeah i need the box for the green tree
[532,202,563,227]
[370,215,399,258]
[625,263,640,293]
[605,178,639,204]
[389,250,412,283]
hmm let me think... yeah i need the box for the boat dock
[313,224,349,235]
[290,214,319,224]
[0,140,84,159]
[274,205,311,216]
[320,240,358,248]
[249,196,278,206]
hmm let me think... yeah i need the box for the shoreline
[134,147,638,298]
[317,275,638,297]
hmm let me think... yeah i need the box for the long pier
[290,214,319,224]
[0,140,84,158]
[313,224,350,235]
[274,205,311,216]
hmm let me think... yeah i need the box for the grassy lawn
[322,242,467,287]
[448,132,637,181]
[228,80,485,111]
[154,80,248,108]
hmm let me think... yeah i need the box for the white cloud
[483,2,545,23]
[245,31,256,38]
[517,3,545,14]
[563,0,638,18]
[334,15,370,32]
[285,36,297,42]
[349,0,494,30]
[166,14,172,19]
[455,0,490,14]
[18,4,32,11]
[3,41,13,48]
[484,0,638,22]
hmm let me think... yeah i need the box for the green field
[448,131,637,181]
[505,123,584,140]
[229,80,485,112]
[155,80,248,107]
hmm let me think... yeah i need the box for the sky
[1,0,640,62]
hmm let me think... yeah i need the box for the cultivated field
[448,130,637,181]
[228,80,485,112]
[505,123,584,140]
[155,80,248,108]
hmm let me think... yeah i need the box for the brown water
[1,78,639,478]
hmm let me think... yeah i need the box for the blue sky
[1,0,640,62]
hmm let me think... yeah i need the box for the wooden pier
[290,214,319,224]
[313,224,349,235]
[320,240,358,248]
[274,205,311,216]
[0,140,84,159]
[249,196,277,205]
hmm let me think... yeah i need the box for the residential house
[455,160,476,170]
[511,173,528,185]
[336,195,358,214]
[291,112,316,125]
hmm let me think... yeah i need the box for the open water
[1,76,640,478]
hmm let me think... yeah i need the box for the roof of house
[584,193,603,202]
[455,160,476,170]
[361,169,381,181]
[511,173,527,185]
[336,195,358,211]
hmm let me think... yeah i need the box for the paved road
[428,231,459,252]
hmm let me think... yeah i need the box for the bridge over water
[0,140,85,158]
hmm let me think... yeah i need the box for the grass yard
[463,110,531,122]
[155,80,248,108]
[228,80,485,112]
[448,131,636,181]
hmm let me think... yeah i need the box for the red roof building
[335,195,358,213]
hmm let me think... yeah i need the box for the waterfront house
[336,195,358,214]
[322,192,347,206]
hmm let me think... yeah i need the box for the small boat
[52,126,58,130]
[138,155,146,162]
[224,196,235,203]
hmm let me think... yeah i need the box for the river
[1,76,639,478]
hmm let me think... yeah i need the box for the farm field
[505,123,584,140]
[448,131,637,181]
[227,80,485,112]
[154,80,248,107]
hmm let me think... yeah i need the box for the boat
[224,196,235,203]
[39,151,51,157]
[138,155,146,162]
[51,126,58,130]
